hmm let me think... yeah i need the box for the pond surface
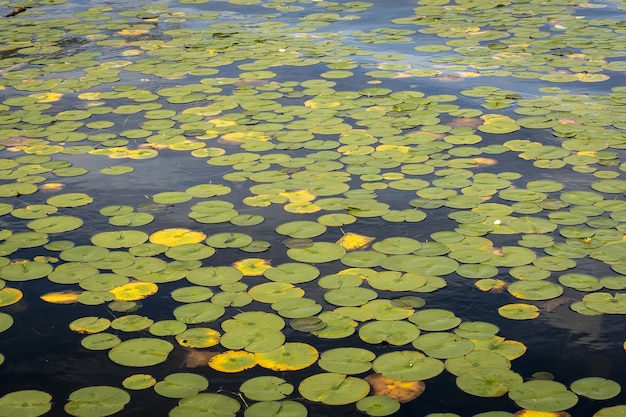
[0,0,625,416]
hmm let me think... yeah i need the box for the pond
[0,0,625,416]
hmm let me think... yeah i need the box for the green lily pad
[243,401,307,417]
[287,242,346,263]
[0,261,53,281]
[298,373,370,405]
[65,386,130,417]
[149,320,187,337]
[359,320,420,346]
[356,396,401,417]
[318,347,376,374]
[0,390,52,417]
[324,287,378,306]
[373,350,445,381]
[122,374,156,391]
[454,322,499,340]
[498,304,540,320]
[507,281,563,301]
[47,192,93,207]
[205,233,253,248]
[409,309,462,331]
[582,293,626,314]
[570,377,621,400]
[108,338,174,367]
[264,263,320,283]
[367,271,427,291]
[173,302,225,324]
[154,373,209,398]
[240,376,294,401]
[276,221,326,238]
[413,332,475,359]
[508,380,578,412]
[372,238,421,255]
[445,350,512,376]
[255,342,319,371]
[91,231,149,248]
[81,333,121,351]
[456,367,523,397]
[271,297,322,318]
[170,393,240,417]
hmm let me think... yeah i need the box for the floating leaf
[0,287,23,307]
[154,373,209,398]
[336,232,375,250]
[232,258,272,276]
[373,351,445,381]
[122,374,156,390]
[498,304,540,320]
[359,321,420,346]
[150,228,206,246]
[170,393,240,417]
[65,386,130,417]
[208,350,257,373]
[240,376,294,401]
[299,373,370,405]
[570,377,620,400]
[509,380,578,412]
[91,231,149,248]
[255,342,318,371]
[0,390,52,417]
[356,395,401,416]
[110,282,158,301]
[413,332,475,359]
[108,338,174,367]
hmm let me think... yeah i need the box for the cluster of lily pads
[0,0,626,416]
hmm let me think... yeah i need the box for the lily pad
[0,390,52,417]
[240,376,294,401]
[298,373,370,405]
[570,377,621,400]
[373,351,445,381]
[509,380,578,412]
[456,367,523,397]
[65,386,130,417]
[108,338,174,367]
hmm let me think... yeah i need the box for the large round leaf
[299,373,370,405]
[65,386,130,417]
[108,338,174,367]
